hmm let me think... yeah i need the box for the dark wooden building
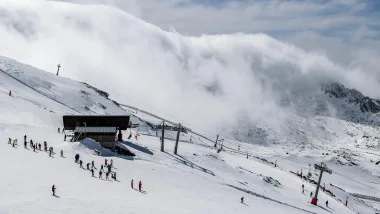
[63,115,130,149]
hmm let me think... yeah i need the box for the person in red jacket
[138,181,142,192]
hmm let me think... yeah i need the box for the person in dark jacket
[90,168,94,177]
[139,181,142,192]
[24,141,27,149]
[38,143,41,151]
[86,163,90,170]
[75,154,79,163]
[241,197,244,203]
[79,160,83,168]
[99,170,103,179]
[52,185,56,196]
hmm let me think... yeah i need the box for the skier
[107,164,111,173]
[9,90,11,96]
[24,141,27,149]
[91,161,95,169]
[13,139,17,146]
[302,184,305,194]
[33,144,36,152]
[106,172,109,181]
[38,143,41,151]
[52,185,56,196]
[44,141,47,151]
[60,150,63,157]
[99,170,103,179]
[90,168,94,177]
[64,135,67,141]
[112,172,117,181]
[105,159,108,166]
[24,135,27,142]
[8,138,11,144]
[86,163,90,170]
[241,197,244,203]
[100,164,104,172]
[135,135,138,140]
[49,148,52,157]
[310,191,313,198]
[58,127,60,133]
[246,152,248,159]
[79,160,83,168]
[131,179,134,189]
[75,154,80,163]
[326,200,328,207]
[138,181,142,192]
[30,140,33,148]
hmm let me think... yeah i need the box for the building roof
[74,126,117,133]
[63,115,130,130]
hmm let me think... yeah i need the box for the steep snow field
[1,56,380,213]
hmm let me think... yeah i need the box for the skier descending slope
[131,179,134,189]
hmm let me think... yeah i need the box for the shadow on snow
[165,152,215,176]
[121,140,154,155]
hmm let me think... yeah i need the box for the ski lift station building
[62,115,130,148]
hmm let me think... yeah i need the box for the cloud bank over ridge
[0,0,379,140]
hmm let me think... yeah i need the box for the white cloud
[0,0,379,141]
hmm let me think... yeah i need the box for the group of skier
[73,155,143,191]
[8,135,64,158]
[8,132,145,197]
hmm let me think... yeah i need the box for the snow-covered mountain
[1,0,380,144]
[1,52,380,214]
[0,1,380,213]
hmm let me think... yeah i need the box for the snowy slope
[1,56,379,214]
